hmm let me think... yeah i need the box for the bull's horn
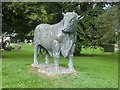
[77,15,81,19]
[78,15,84,20]
[73,10,75,13]
[62,12,65,16]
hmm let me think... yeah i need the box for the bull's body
[34,21,76,58]
[33,11,82,72]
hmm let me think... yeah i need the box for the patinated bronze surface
[32,11,83,73]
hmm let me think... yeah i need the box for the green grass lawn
[2,44,118,88]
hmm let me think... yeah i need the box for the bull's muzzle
[62,28,68,33]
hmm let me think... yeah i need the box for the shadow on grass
[2,50,116,60]
[77,54,100,57]
[76,53,115,57]
[2,50,33,59]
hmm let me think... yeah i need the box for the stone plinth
[31,64,77,76]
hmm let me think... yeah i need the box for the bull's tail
[33,25,40,45]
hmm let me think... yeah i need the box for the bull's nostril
[62,28,66,32]
[62,30,65,33]
[62,29,68,33]
[64,28,66,30]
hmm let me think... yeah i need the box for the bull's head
[62,11,84,33]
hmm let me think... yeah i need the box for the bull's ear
[77,15,84,20]
[62,12,65,16]
[77,15,81,19]
[73,10,75,13]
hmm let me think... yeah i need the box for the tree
[2,2,37,40]
[95,4,118,46]
[72,2,106,55]
[74,2,118,55]
[2,2,63,41]
[2,2,118,55]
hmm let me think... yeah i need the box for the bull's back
[34,24,54,49]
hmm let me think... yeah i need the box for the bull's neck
[58,19,64,27]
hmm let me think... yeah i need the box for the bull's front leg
[68,44,76,73]
[32,44,39,66]
[52,40,60,72]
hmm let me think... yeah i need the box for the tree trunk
[74,47,81,56]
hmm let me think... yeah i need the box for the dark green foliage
[2,2,63,41]
[95,5,118,45]
[2,2,118,54]
[103,45,115,52]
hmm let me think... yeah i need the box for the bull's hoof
[31,61,38,67]
[54,67,59,72]
[45,61,50,65]
[69,68,77,74]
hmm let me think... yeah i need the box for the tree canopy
[2,2,119,54]
[95,5,118,45]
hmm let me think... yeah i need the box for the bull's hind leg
[68,44,76,73]
[52,40,60,72]
[45,51,49,64]
[33,44,39,65]
[39,45,43,57]
[39,46,50,64]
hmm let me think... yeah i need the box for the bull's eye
[70,19,74,22]
[72,19,74,22]
[71,17,76,22]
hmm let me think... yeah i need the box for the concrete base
[31,63,77,76]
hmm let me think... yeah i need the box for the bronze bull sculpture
[32,11,83,72]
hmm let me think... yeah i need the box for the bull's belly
[36,25,53,49]
[39,37,52,49]
[38,38,53,57]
